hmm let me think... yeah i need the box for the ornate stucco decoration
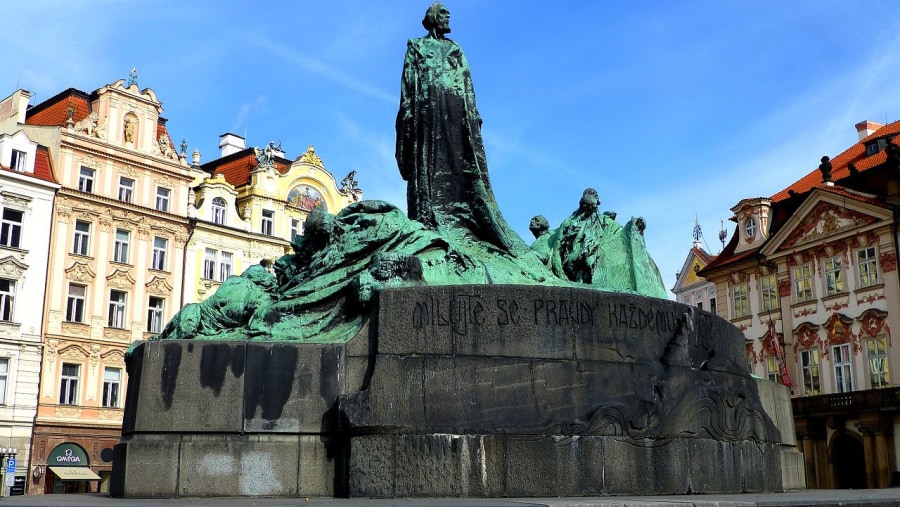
[120,165,137,178]
[792,322,823,356]
[107,268,136,290]
[781,202,878,250]
[65,261,96,283]
[59,344,90,361]
[103,328,131,341]
[1,192,32,210]
[297,144,324,167]
[823,313,858,354]
[0,256,27,279]
[79,155,101,169]
[858,308,891,344]
[146,275,173,296]
[101,350,125,365]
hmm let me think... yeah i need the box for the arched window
[211,197,227,225]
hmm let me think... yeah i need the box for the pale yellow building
[19,78,195,494]
[184,134,361,304]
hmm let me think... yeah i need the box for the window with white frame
[290,218,301,240]
[760,273,778,312]
[102,367,121,408]
[732,282,749,318]
[857,247,878,288]
[800,349,820,396]
[202,249,233,282]
[824,255,844,295]
[833,343,854,393]
[793,264,813,302]
[108,290,127,329]
[118,177,134,202]
[866,337,890,389]
[0,358,8,404]
[155,187,170,212]
[211,197,226,225]
[65,284,86,323]
[147,296,165,334]
[78,167,95,193]
[113,229,130,263]
[0,208,22,249]
[220,251,233,281]
[0,279,15,322]
[59,363,80,405]
[261,209,274,236]
[203,248,217,280]
[151,237,167,271]
[10,149,26,172]
[765,356,780,384]
[73,220,90,255]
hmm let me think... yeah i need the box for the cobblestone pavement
[1,490,900,507]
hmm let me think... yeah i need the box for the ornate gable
[781,202,878,250]
[106,269,135,290]
[65,261,96,283]
[0,256,27,279]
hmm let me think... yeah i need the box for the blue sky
[5,1,900,297]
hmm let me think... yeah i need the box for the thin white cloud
[246,35,395,104]
[231,96,268,135]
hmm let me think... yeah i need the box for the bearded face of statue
[423,3,451,37]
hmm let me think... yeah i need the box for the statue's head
[578,188,600,214]
[529,215,549,238]
[422,2,451,37]
[304,204,335,248]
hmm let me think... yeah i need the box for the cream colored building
[700,120,900,489]
[0,116,60,491]
[184,134,361,304]
[14,79,196,494]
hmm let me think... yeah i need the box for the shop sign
[47,444,89,467]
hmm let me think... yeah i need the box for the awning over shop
[48,467,101,481]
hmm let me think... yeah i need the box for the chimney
[218,133,245,157]
[0,90,31,125]
[855,120,884,141]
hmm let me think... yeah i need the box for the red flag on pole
[768,320,793,388]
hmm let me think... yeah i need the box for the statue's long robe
[395,36,527,256]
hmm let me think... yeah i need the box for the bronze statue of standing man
[396,3,527,256]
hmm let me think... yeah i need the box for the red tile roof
[771,121,899,202]
[204,149,290,187]
[703,119,900,275]
[25,88,91,127]
[690,246,716,264]
[0,145,57,184]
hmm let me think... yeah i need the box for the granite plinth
[112,285,803,498]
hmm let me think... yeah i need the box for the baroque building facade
[672,220,718,313]
[184,134,361,305]
[0,99,60,493]
[0,79,361,495]
[700,120,900,489]
[16,79,196,494]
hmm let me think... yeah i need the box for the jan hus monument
[111,3,803,498]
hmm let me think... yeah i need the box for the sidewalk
[2,490,900,507]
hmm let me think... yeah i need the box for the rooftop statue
[153,2,666,343]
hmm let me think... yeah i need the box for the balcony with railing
[792,387,900,417]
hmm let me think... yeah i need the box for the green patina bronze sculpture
[154,2,666,343]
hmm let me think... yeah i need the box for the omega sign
[56,449,81,464]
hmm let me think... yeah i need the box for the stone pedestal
[112,285,803,498]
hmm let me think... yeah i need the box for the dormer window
[10,150,26,172]
[744,217,757,239]
[865,136,894,156]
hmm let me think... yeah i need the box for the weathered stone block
[243,344,345,433]
[177,437,299,497]
[603,438,689,495]
[110,437,179,497]
[299,435,337,497]
[348,435,395,498]
[686,439,741,493]
[131,341,245,433]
